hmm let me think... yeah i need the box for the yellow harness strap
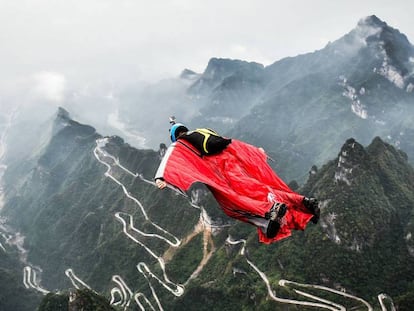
[194,128,218,154]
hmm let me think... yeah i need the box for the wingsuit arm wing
[155,143,192,195]
[154,143,176,181]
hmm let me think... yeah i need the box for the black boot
[303,197,320,224]
[265,202,287,238]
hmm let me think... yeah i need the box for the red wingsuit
[155,139,314,243]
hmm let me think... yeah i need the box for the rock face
[305,137,414,251]
[1,107,414,310]
[296,136,414,302]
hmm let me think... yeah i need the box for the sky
[0,0,413,149]
[0,0,413,137]
[1,0,414,87]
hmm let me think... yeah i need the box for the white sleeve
[154,143,175,180]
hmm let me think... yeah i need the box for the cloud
[33,71,66,103]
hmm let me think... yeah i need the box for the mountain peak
[203,58,264,80]
[367,136,409,162]
[53,107,96,137]
[53,107,72,133]
[334,138,368,185]
[188,57,265,96]
[345,15,386,47]
[180,68,200,81]
[357,15,387,29]
[356,15,413,49]
[338,138,366,162]
[56,107,71,121]
[328,15,414,91]
[336,15,412,52]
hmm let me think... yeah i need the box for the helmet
[170,123,188,142]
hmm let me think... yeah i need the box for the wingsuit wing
[155,139,313,243]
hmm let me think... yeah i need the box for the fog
[1,0,413,149]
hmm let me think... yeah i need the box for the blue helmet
[170,123,188,142]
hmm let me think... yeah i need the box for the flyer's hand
[155,179,167,189]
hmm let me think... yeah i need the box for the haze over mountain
[114,15,414,182]
[0,15,414,310]
[232,15,414,180]
[2,15,413,180]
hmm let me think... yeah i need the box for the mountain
[302,136,414,309]
[115,58,266,148]
[252,135,414,309]
[229,15,414,181]
[114,15,414,183]
[302,137,414,281]
[1,108,414,310]
[1,109,205,307]
[188,58,266,132]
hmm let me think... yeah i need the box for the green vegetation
[37,289,116,311]
[37,292,69,311]
[1,112,414,310]
[0,268,42,311]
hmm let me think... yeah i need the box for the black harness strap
[177,140,203,158]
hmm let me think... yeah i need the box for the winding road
[94,137,397,310]
[13,135,396,311]
[94,137,216,310]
